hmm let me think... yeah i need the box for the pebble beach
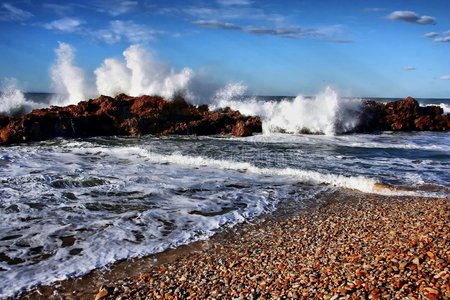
[76,190,450,300]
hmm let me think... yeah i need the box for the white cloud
[96,20,159,44]
[435,36,450,43]
[387,11,436,25]
[43,3,75,16]
[0,3,33,22]
[423,29,450,43]
[423,32,439,38]
[193,20,351,42]
[440,75,450,80]
[403,66,416,71]
[163,3,287,25]
[43,17,85,32]
[363,7,385,13]
[95,0,138,16]
[216,0,252,6]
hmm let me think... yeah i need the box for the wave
[50,42,87,106]
[0,78,41,116]
[95,45,194,100]
[212,83,362,135]
[137,149,418,196]
[240,133,450,152]
[422,102,450,115]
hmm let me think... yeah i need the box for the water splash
[0,78,39,116]
[213,84,362,135]
[50,42,86,106]
[95,44,193,99]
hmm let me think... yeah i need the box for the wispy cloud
[94,0,139,16]
[216,0,253,6]
[363,7,385,13]
[42,3,76,16]
[423,30,450,43]
[0,3,33,22]
[403,66,416,71]
[423,32,439,38]
[43,17,85,32]
[161,3,288,26]
[95,20,159,44]
[435,29,450,42]
[387,11,436,25]
[193,20,350,42]
[435,36,450,43]
[440,75,450,80]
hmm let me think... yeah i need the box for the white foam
[0,143,288,298]
[50,42,86,106]
[0,78,40,116]
[0,78,27,116]
[241,133,450,152]
[138,150,417,196]
[95,58,131,96]
[441,103,450,114]
[213,84,362,135]
[0,133,447,298]
[95,44,193,99]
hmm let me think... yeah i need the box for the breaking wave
[213,83,362,135]
[95,45,194,100]
[0,78,40,116]
[50,42,87,106]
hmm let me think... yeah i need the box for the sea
[0,91,449,298]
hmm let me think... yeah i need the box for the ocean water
[0,92,449,297]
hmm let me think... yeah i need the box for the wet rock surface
[354,97,449,133]
[0,94,262,145]
[0,95,448,145]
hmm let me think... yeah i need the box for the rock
[0,115,10,127]
[232,121,253,137]
[0,94,262,145]
[95,285,110,300]
[354,97,449,133]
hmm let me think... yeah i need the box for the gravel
[94,191,450,299]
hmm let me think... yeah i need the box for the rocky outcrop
[0,95,447,145]
[354,97,449,133]
[0,94,262,145]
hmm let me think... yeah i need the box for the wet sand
[20,190,449,299]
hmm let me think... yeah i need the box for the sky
[0,0,449,98]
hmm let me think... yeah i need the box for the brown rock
[232,121,253,137]
[94,286,109,300]
[0,94,263,145]
[355,97,449,132]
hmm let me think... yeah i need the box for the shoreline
[19,190,449,299]
[18,188,326,299]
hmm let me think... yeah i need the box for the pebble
[94,192,450,299]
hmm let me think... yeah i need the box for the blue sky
[0,0,449,98]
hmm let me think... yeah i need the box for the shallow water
[0,131,449,297]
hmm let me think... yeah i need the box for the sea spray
[95,58,131,96]
[0,78,39,116]
[213,83,362,135]
[95,44,193,99]
[0,78,27,116]
[50,42,86,106]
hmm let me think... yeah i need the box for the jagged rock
[0,95,262,145]
[355,97,449,133]
[232,121,253,137]
[0,95,447,145]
